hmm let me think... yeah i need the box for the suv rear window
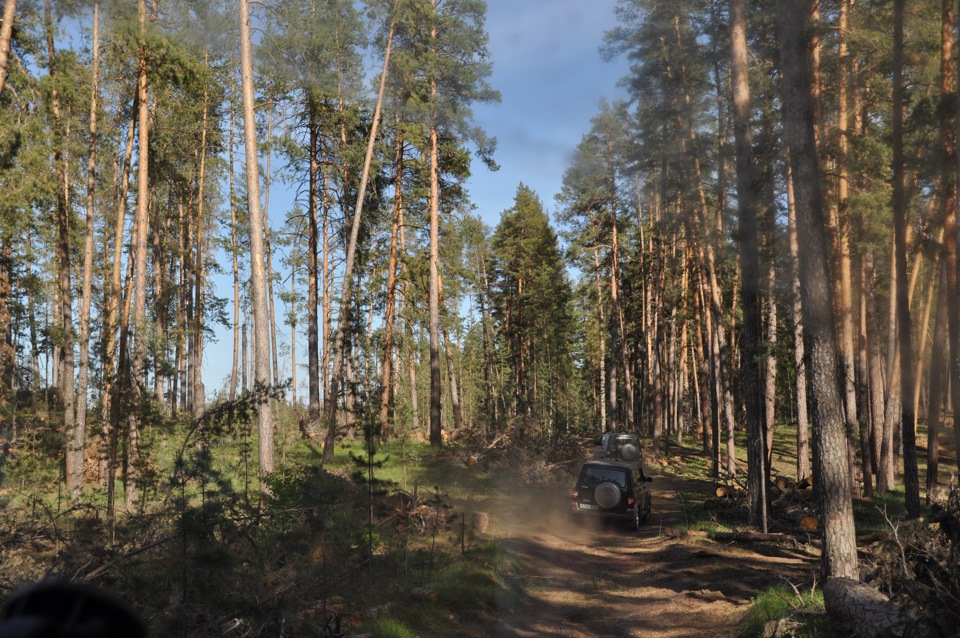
[581,467,628,488]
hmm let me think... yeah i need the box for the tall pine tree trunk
[307,107,320,422]
[101,91,137,490]
[379,122,404,437]
[0,0,15,98]
[229,74,240,402]
[939,0,960,475]
[731,0,767,530]
[75,2,100,499]
[787,165,810,481]
[239,0,274,476]
[45,0,78,499]
[836,0,860,498]
[926,263,947,500]
[892,0,920,517]
[126,0,152,507]
[191,57,210,419]
[778,0,858,580]
[321,11,396,459]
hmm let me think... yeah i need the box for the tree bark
[123,0,154,507]
[428,5,443,447]
[879,237,899,492]
[74,2,100,499]
[229,73,240,402]
[730,0,767,531]
[379,121,404,437]
[823,578,922,638]
[864,251,886,482]
[101,90,137,492]
[307,106,320,421]
[0,0,15,99]
[239,0,274,477]
[191,55,210,419]
[45,0,78,499]
[891,0,920,517]
[940,0,960,475]
[926,263,947,500]
[321,7,397,460]
[777,0,858,580]
[836,0,860,499]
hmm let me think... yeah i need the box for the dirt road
[487,470,819,637]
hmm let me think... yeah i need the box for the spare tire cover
[619,443,639,461]
[595,482,621,508]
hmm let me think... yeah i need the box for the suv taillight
[627,497,635,506]
[572,490,579,499]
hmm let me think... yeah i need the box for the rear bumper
[571,503,636,521]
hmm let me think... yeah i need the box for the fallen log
[662,528,882,545]
[662,528,801,543]
[823,577,930,638]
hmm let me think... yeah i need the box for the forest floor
[437,446,822,638]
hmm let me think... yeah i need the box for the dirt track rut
[486,471,818,637]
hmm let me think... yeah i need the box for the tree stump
[471,512,489,534]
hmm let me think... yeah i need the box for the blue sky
[206,0,631,394]
[466,0,630,228]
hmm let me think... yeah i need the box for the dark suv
[593,432,643,462]
[571,459,652,530]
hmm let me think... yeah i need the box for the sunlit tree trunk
[428,9,443,446]
[836,0,860,498]
[263,106,279,389]
[879,238,899,492]
[126,0,153,507]
[321,159,332,409]
[45,0,78,498]
[75,2,100,498]
[730,0,767,530]
[864,252,885,482]
[592,249,609,431]
[927,263,947,501]
[306,106,320,422]
[778,0,858,580]
[239,0,274,476]
[380,122,404,437]
[940,0,960,475]
[321,11,396,459]
[229,74,240,402]
[443,324,463,431]
[892,0,919,517]
[0,0,15,99]
[191,55,210,419]
[101,91,137,492]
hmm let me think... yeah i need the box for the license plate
[579,503,597,510]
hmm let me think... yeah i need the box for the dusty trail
[485,470,818,637]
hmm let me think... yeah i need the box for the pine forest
[0,0,959,636]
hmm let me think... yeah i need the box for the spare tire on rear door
[619,443,639,461]
[594,482,621,508]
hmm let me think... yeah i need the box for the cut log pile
[703,475,820,532]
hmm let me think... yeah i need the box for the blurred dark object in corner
[0,581,146,638]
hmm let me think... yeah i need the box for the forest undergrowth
[0,392,593,637]
[2,394,960,637]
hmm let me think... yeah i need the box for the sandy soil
[484,469,820,638]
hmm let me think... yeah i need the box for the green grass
[368,542,518,637]
[740,584,837,637]
[367,618,418,638]
[852,488,907,534]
